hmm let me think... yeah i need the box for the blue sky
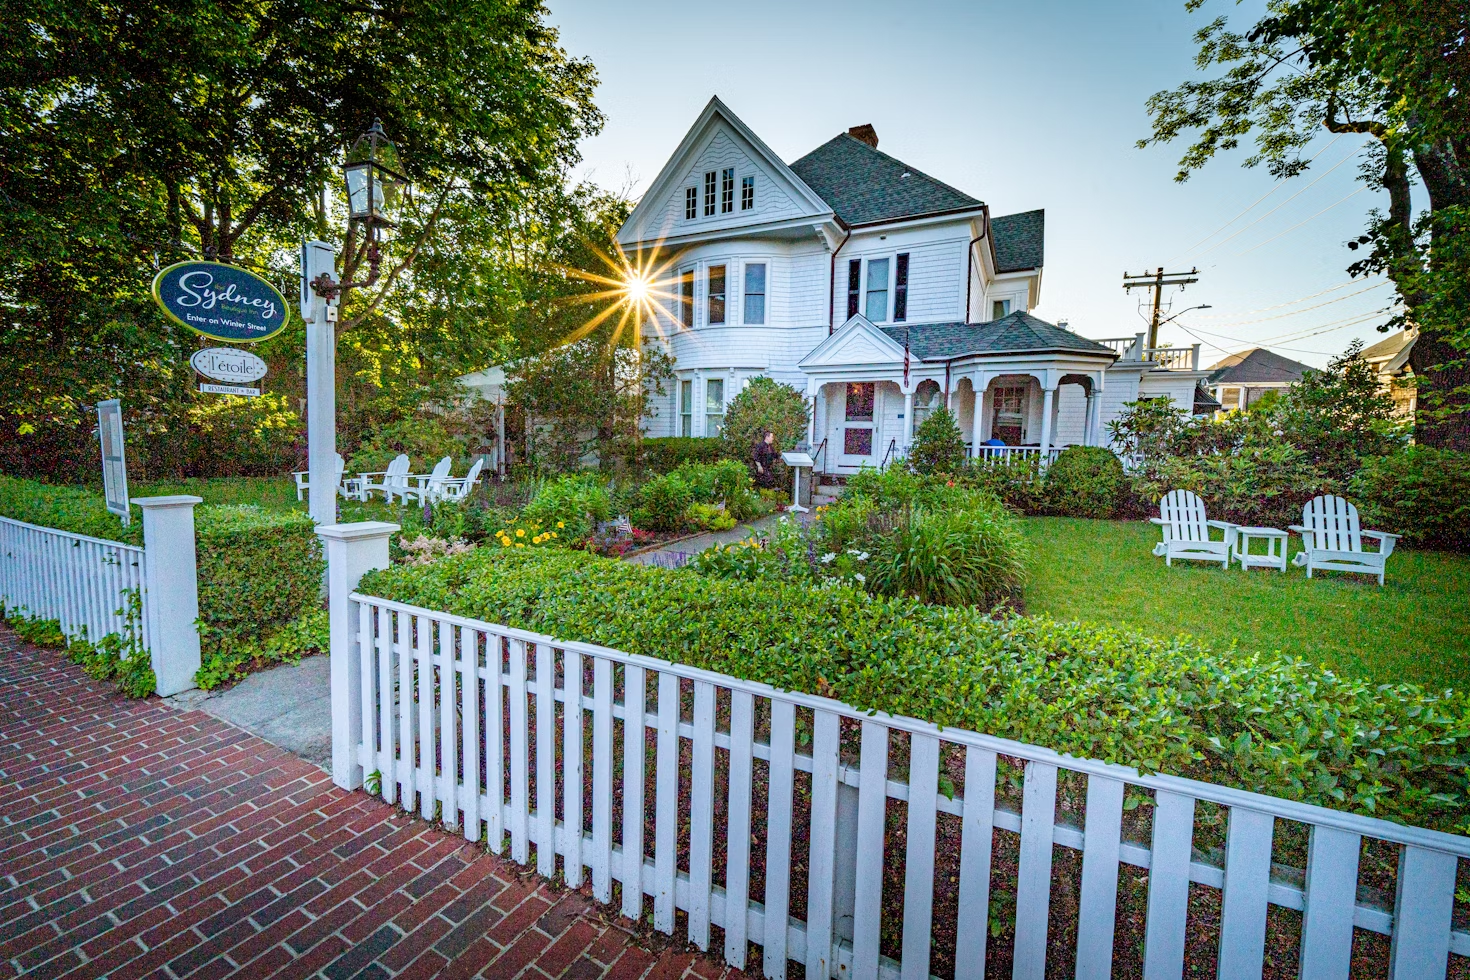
[545,0,1400,368]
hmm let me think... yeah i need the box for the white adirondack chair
[1289,494,1400,585]
[293,453,348,501]
[403,456,454,505]
[1150,490,1238,568]
[359,454,412,503]
[436,457,485,504]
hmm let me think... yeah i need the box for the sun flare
[552,240,682,351]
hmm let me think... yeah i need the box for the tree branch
[337,180,459,332]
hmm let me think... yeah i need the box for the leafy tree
[1274,340,1403,480]
[908,407,967,475]
[1141,0,1470,448]
[719,378,810,475]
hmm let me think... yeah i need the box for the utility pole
[1123,267,1199,349]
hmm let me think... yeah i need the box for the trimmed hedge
[639,437,728,473]
[1350,446,1470,553]
[1044,446,1125,519]
[0,476,323,688]
[361,547,1470,834]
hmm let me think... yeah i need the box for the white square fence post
[134,496,202,697]
[318,521,399,791]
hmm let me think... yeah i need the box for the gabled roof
[879,312,1116,361]
[1207,348,1313,385]
[990,210,1045,272]
[1193,384,1222,414]
[788,134,983,227]
[1360,329,1415,373]
[798,314,910,369]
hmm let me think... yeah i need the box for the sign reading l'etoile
[151,261,289,343]
[191,347,268,384]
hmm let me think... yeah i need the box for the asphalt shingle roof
[789,135,983,227]
[880,312,1115,361]
[1206,348,1313,385]
[1360,330,1413,361]
[990,210,1045,272]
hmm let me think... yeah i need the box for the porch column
[1087,389,1103,446]
[1038,385,1056,456]
[902,388,914,446]
[970,378,985,454]
[807,381,820,445]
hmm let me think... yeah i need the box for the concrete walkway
[171,656,333,770]
[0,629,743,980]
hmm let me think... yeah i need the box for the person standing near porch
[752,430,780,489]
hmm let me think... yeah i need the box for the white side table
[1233,526,1289,572]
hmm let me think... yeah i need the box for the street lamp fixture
[311,119,409,302]
[1158,304,1211,331]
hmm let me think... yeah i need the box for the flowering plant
[493,519,562,549]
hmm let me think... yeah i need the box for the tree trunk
[1407,142,1470,450]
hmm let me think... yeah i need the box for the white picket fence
[332,577,1469,978]
[0,516,151,651]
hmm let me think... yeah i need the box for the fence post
[133,496,202,697]
[317,521,398,791]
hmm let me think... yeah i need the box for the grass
[131,476,305,512]
[1022,516,1470,693]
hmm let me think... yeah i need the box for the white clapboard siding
[345,593,1470,980]
[0,517,152,654]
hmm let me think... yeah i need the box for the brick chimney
[847,124,878,149]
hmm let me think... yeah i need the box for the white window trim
[860,254,898,324]
[741,260,768,326]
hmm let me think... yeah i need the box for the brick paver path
[0,631,745,980]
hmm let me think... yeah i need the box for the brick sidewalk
[0,630,744,980]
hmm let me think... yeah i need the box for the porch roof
[880,312,1117,361]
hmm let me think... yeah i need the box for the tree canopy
[1141,0,1469,448]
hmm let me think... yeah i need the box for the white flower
[820,552,836,564]
[853,572,866,583]
[856,551,869,561]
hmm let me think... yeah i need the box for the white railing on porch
[1143,344,1202,372]
[1094,334,1145,360]
[0,498,203,696]
[0,516,151,652]
[320,525,1467,980]
[973,445,1062,468]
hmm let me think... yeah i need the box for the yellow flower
[516,543,525,548]
[550,532,557,539]
[557,521,565,529]
[500,538,510,547]
[516,528,525,538]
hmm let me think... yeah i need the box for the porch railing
[1093,333,1146,360]
[1143,344,1202,372]
[973,445,1062,468]
[322,521,1470,980]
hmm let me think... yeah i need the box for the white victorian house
[615,98,1207,475]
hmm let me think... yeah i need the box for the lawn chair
[1289,494,1400,585]
[403,456,454,505]
[293,453,348,501]
[436,458,485,504]
[359,454,412,504]
[1150,489,1237,568]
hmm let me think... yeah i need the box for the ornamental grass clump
[360,546,1470,834]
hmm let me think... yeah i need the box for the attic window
[741,175,754,210]
[685,187,697,221]
[704,171,716,217]
[721,168,734,214]
[992,299,1011,320]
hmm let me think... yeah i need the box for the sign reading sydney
[151,261,289,343]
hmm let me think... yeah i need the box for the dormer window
[685,187,697,220]
[992,299,1011,319]
[741,176,754,210]
[721,168,734,214]
[704,171,716,217]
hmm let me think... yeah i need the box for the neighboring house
[614,97,1208,475]
[1205,348,1313,413]
[1360,328,1417,417]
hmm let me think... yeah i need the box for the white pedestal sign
[781,451,814,514]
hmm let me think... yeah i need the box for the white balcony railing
[1144,344,1202,372]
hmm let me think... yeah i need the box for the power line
[1193,275,1383,319]
[1195,281,1389,328]
[1234,187,1369,256]
[1162,134,1343,265]
[1188,147,1362,260]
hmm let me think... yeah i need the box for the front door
[839,382,878,467]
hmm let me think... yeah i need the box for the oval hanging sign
[151,260,289,343]
[191,347,269,384]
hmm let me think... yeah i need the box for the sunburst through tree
[554,241,682,351]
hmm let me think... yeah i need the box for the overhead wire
[1193,274,1383,319]
[1234,186,1369,256]
[1194,281,1390,329]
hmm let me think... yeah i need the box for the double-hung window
[703,171,716,217]
[679,270,695,328]
[684,187,698,220]
[741,175,754,210]
[865,257,890,321]
[707,265,726,324]
[721,168,734,214]
[846,259,861,318]
[894,253,909,321]
[679,380,693,437]
[743,263,766,324]
[705,379,725,435]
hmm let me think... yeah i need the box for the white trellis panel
[343,593,1470,980]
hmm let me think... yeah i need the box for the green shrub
[718,377,810,479]
[633,473,693,532]
[4,596,155,697]
[1130,442,1336,528]
[1044,446,1125,519]
[676,459,760,520]
[908,407,967,475]
[955,455,1048,513]
[348,417,464,473]
[640,437,727,473]
[865,498,1026,607]
[0,475,140,544]
[361,547,1470,834]
[688,502,737,532]
[1350,447,1470,552]
[521,474,611,542]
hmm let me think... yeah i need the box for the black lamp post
[311,119,408,301]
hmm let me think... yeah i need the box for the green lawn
[1022,517,1470,692]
